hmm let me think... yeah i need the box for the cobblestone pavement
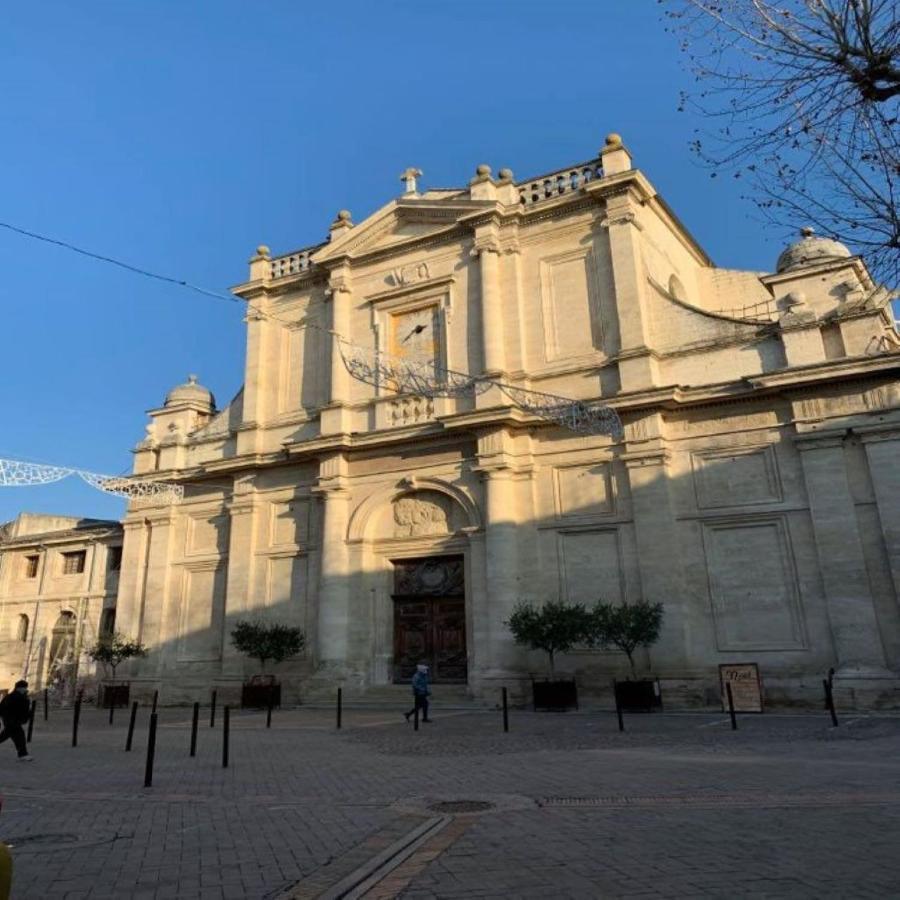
[1,703,899,898]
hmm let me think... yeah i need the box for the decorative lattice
[0,458,183,502]
[497,383,623,437]
[337,339,491,399]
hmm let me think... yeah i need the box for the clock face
[391,305,439,366]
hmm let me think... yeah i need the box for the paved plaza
[2,700,900,899]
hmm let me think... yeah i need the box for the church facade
[103,135,900,707]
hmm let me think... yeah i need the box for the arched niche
[347,477,481,543]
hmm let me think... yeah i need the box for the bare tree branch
[663,0,900,285]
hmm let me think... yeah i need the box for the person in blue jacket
[404,662,432,723]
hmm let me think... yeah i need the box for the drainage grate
[428,800,495,814]
[5,832,80,847]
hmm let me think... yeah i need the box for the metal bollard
[266,689,274,730]
[502,687,509,733]
[726,682,737,730]
[823,679,839,727]
[108,690,115,726]
[72,691,83,748]
[210,689,217,728]
[151,689,159,715]
[190,702,200,757]
[144,712,158,788]
[125,701,138,751]
[336,687,342,730]
[414,704,419,732]
[27,700,36,743]
[613,680,624,732]
[222,706,230,769]
[43,688,48,721]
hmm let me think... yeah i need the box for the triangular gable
[312,195,492,264]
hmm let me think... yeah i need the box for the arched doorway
[48,610,77,685]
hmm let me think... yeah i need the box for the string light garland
[0,458,183,502]
[0,218,623,439]
[337,340,492,400]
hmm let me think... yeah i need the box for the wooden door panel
[432,599,467,683]
[394,601,431,682]
[393,596,468,684]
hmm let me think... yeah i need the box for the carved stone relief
[394,555,464,595]
[393,492,451,537]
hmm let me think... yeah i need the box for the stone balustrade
[269,246,319,279]
[517,160,604,207]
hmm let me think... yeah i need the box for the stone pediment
[312,197,491,264]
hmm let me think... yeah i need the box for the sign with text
[719,663,763,713]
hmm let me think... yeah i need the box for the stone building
[104,135,900,706]
[0,513,122,693]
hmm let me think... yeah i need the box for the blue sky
[0,1,874,523]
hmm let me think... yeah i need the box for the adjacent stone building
[0,513,122,693]
[9,135,900,706]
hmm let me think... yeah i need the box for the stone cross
[400,167,423,195]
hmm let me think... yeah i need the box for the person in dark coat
[0,680,33,761]
[404,663,432,723]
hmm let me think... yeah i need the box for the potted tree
[591,600,664,712]
[86,633,149,708]
[230,620,304,708]
[507,600,592,711]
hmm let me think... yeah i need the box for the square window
[24,555,39,578]
[62,550,86,575]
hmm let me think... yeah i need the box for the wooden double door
[392,556,467,684]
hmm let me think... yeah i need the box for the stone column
[796,434,888,674]
[860,426,900,603]
[313,454,352,675]
[623,446,689,672]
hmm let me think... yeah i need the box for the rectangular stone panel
[540,249,600,361]
[178,565,226,662]
[554,463,613,517]
[185,513,228,556]
[691,445,781,509]
[702,517,806,651]
[558,529,624,605]
[269,500,310,548]
[266,555,307,631]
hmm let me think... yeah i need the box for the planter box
[532,679,578,711]
[101,683,130,709]
[614,678,662,712]
[241,682,281,709]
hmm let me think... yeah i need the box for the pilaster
[795,432,890,676]
[859,425,900,604]
[599,188,658,391]
[471,226,506,377]
[473,427,525,677]
[312,452,352,674]
[321,263,354,434]
[239,290,278,454]
[220,477,261,678]
[622,428,689,672]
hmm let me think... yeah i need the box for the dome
[776,227,852,273]
[165,374,215,409]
